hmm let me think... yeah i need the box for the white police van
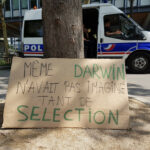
[22,9,43,57]
[22,3,150,73]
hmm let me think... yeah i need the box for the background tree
[0,0,9,57]
[42,0,84,58]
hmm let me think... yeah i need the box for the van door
[98,13,139,58]
[83,8,99,58]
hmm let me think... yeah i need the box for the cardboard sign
[3,57,129,129]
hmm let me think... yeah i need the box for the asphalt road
[0,68,150,104]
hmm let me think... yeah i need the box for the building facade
[3,0,150,19]
[0,0,150,51]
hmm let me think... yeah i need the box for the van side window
[104,14,145,40]
[24,20,43,37]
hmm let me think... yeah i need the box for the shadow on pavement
[0,103,4,127]
[126,68,150,75]
[128,83,150,97]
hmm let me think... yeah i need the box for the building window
[31,0,37,8]
[127,0,137,7]
[140,0,150,6]
[13,0,19,10]
[115,0,124,8]
[91,0,100,2]
[22,1,28,9]
[5,0,10,11]
[40,0,42,7]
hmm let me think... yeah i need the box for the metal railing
[3,0,41,18]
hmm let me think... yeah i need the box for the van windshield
[24,20,43,37]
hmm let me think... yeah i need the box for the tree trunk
[42,0,84,58]
[0,3,9,57]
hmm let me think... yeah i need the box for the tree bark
[42,0,84,58]
[0,3,9,57]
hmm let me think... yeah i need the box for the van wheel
[127,52,150,73]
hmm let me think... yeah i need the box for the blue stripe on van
[100,43,136,52]
[98,42,150,54]
[138,42,150,50]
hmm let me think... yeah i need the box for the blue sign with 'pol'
[24,44,44,52]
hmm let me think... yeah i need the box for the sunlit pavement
[0,68,150,105]
[127,73,150,105]
[0,68,10,101]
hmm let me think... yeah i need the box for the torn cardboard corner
[2,57,129,129]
